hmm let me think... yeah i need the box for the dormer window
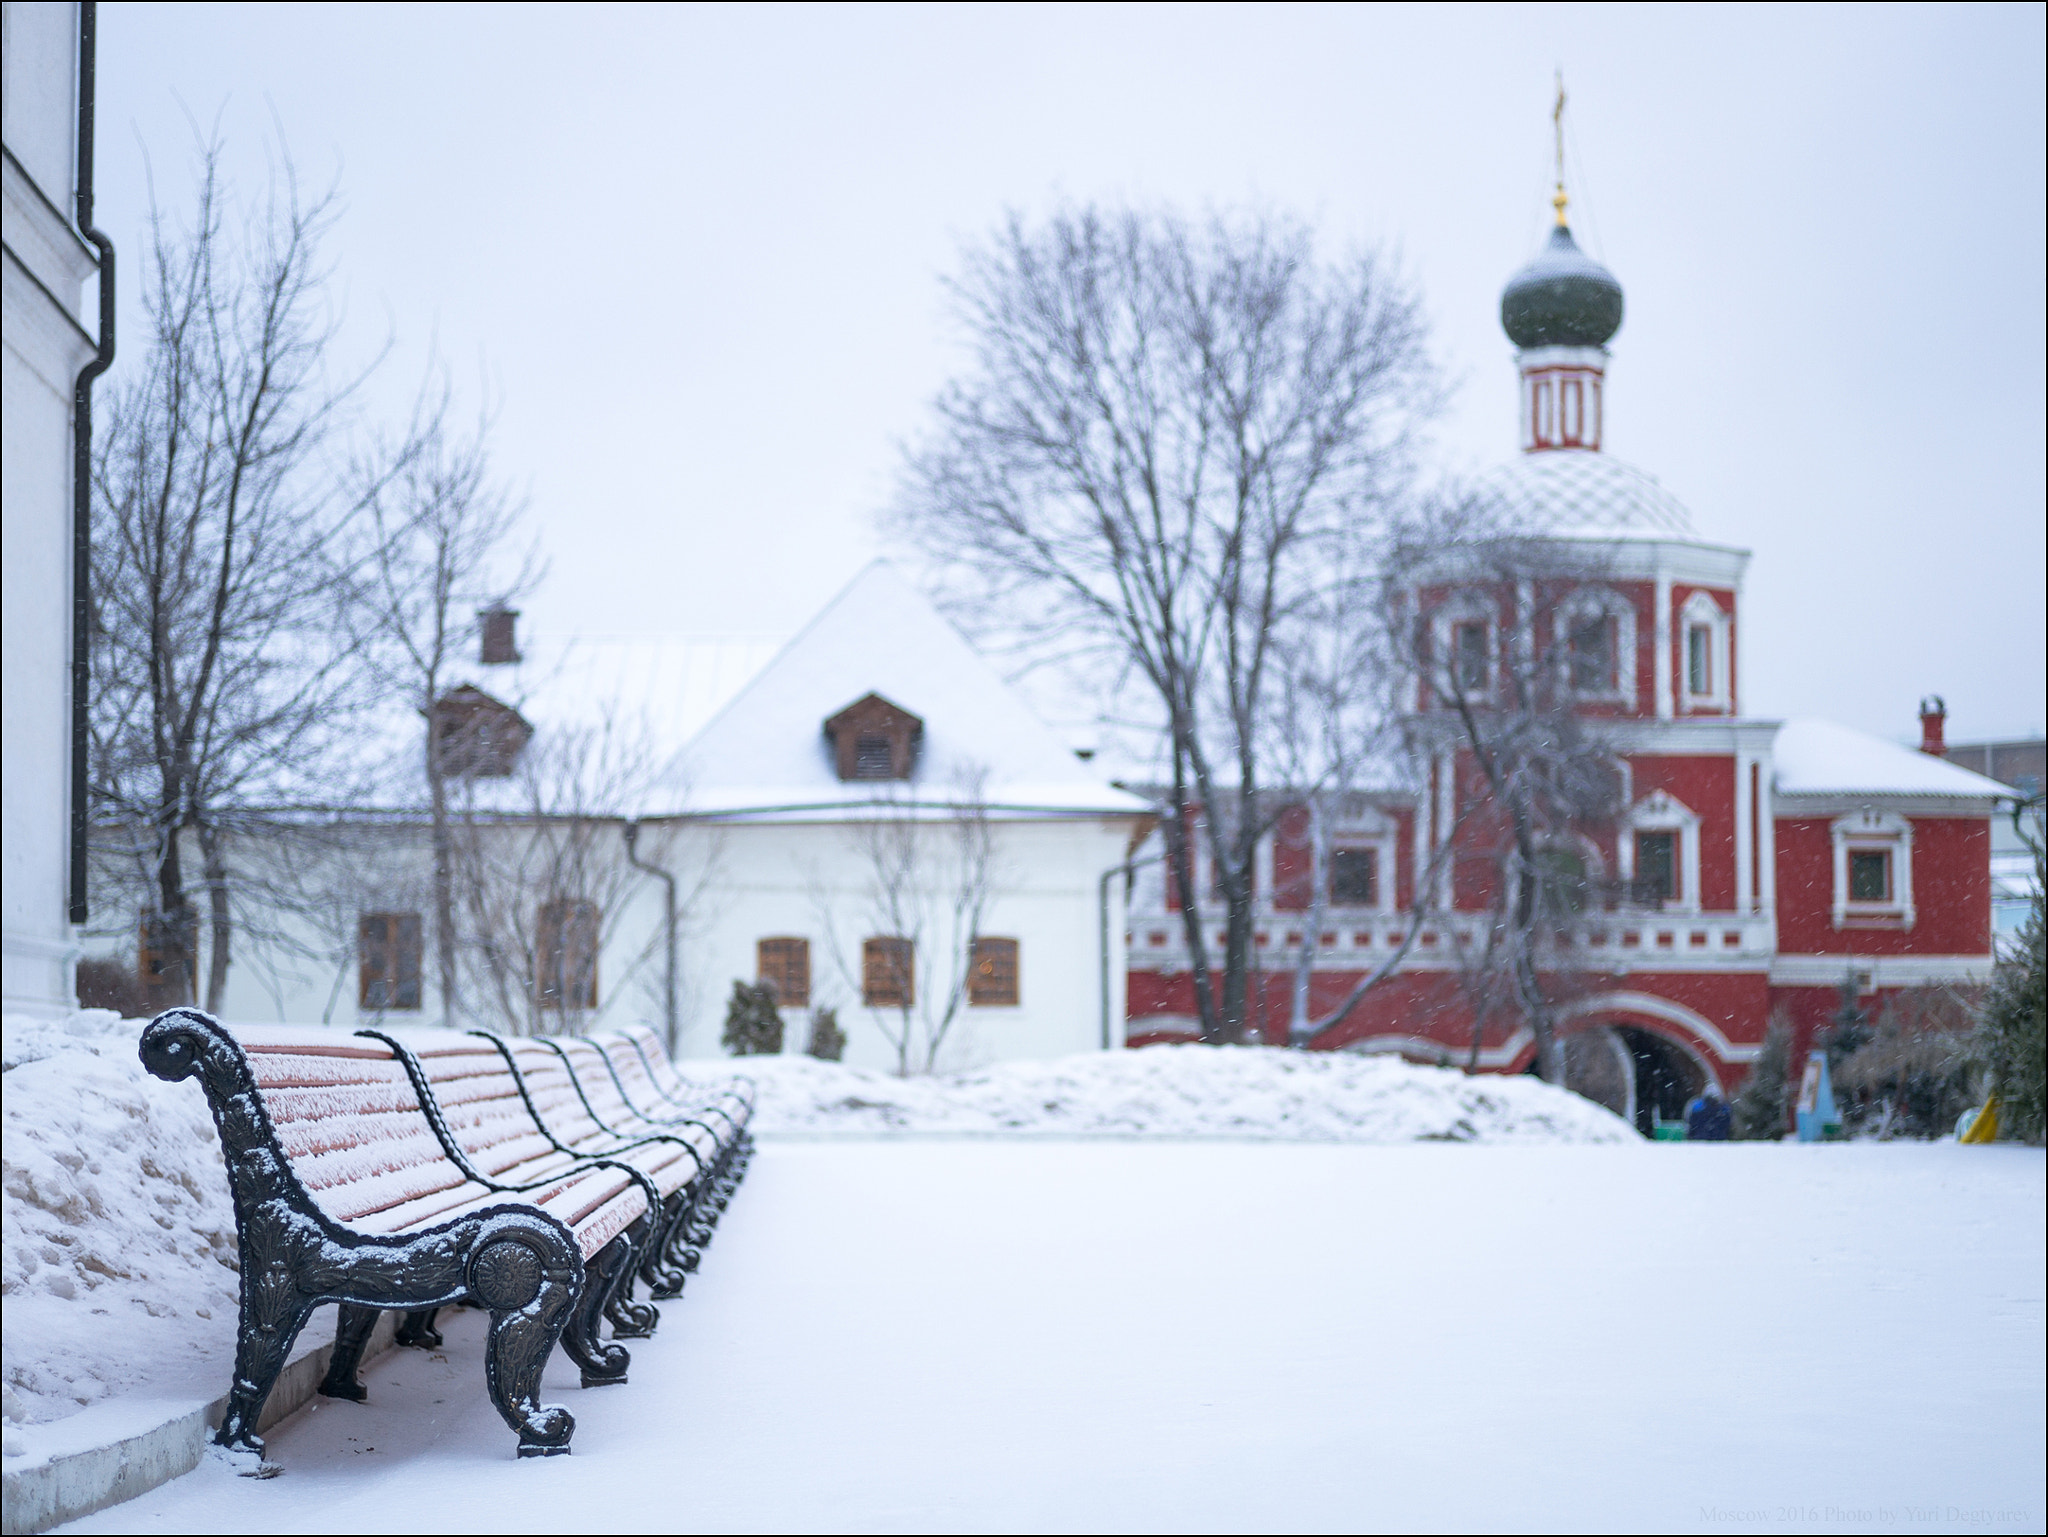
[824,693,923,782]
[855,735,894,778]
[431,684,533,778]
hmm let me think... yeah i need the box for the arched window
[1619,791,1703,912]
[1679,590,1731,712]
[1553,588,1637,704]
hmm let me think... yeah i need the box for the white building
[112,563,1151,1072]
[3,1,110,1017]
[667,560,1152,1071]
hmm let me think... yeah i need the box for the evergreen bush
[806,1006,847,1062]
[1980,839,2045,1143]
[1834,985,1983,1138]
[722,979,784,1056]
[1732,1010,1792,1140]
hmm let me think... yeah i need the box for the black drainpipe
[622,821,678,1055]
[70,0,116,925]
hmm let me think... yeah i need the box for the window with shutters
[536,898,600,1010]
[757,936,811,1007]
[968,937,1019,1007]
[359,912,424,1010]
[862,936,915,1008]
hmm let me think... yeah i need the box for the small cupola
[1500,79,1624,453]
[823,692,923,782]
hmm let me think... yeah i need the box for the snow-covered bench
[358,1028,753,1347]
[137,1010,751,1463]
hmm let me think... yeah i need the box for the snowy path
[66,1141,2044,1534]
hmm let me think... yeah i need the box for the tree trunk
[427,705,459,1026]
[200,822,232,1012]
[153,805,196,1006]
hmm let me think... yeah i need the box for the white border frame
[1554,586,1638,705]
[1830,809,1915,930]
[1679,590,1731,713]
[1619,790,1703,913]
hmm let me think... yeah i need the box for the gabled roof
[1774,719,2013,800]
[675,561,1152,820]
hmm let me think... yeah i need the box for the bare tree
[1385,499,1629,1082]
[351,383,536,1024]
[88,135,385,1009]
[449,712,702,1037]
[816,771,997,1075]
[891,206,1436,1044]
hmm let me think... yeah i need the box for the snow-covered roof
[1475,449,1699,540]
[1773,719,2013,800]
[676,560,1153,820]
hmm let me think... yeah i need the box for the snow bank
[699,1044,1638,1143]
[2,1011,240,1446]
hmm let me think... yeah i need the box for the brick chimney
[479,607,520,666]
[1918,694,1946,756]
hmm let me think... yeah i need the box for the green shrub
[721,979,784,1056]
[806,1006,847,1062]
[1732,1011,1791,1140]
[1835,985,1983,1139]
[1981,840,2045,1143]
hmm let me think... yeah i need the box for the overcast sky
[96,2,2045,743]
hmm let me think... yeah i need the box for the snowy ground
[720,1044,1637,1142]
[2,1012,243,1442]
[64,1139,2045,1535]
[2,1020,1625,1445]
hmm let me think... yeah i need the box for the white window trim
[1679,590,1731,712]
[1553,587,1637,705]
[1831,810,1916,930]
[1326,822,1399,915]
[1429,593,1498,705]
[1619,791,1702,913]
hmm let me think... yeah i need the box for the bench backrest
[235,1026,471,1228]
[494,1036,617,1147]
[378,1030,562,1182]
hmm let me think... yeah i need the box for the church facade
[1122,202,2010,1127]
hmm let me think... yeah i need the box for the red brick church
[1123,195,2010,1127]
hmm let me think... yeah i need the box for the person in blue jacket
[1686,1086,1733,1141]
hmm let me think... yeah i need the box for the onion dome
[1500,225,1624,349]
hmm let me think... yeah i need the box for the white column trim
[1653,571,1673,719]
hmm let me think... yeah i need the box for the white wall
[2,0,94,1017]
[667,814,1134,1071]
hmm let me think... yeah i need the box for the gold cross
[1552,71,1570,227]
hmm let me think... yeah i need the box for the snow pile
[2,1011,241,1444]
[697,1044,1638,1143]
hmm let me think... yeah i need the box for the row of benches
[138,1010,754,1461]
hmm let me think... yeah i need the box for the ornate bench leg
[470,1236,577,1458]
[319,1304,383,1402]
[605,1217,662,1340]
[559,1234,633,1387]
[396,1308,444,1349]
[643,1199,691,1300]
[216,1287,315,1457]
